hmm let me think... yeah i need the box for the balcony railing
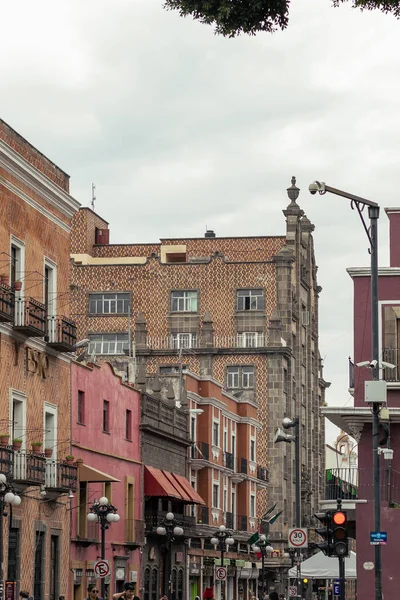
[223,451,234,470]
[125,518,145,544]
[190,442,210,461]
[14,297,46,337]
[225,511,233,529]
[0,284,14,323]
[145,511,196,531]
[46,316,77,352]
[45,460,78,492]
[325,467,400,505]
[13,451,46,486]
[238,457,248,474]
[382,349,399,381]
[257,465,269,482]
[198,506,209,525]
[237,515,247,531]
[144,333,265,350]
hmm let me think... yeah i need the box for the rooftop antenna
[91,183,96,211]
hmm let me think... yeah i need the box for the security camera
[381,361,396,370]
[356,360,371,368]
[308,181,326,195]
[370,360,378,368]
[378,448,394,460]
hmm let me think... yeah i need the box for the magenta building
[70,361,143,600]
[325,207,400,599]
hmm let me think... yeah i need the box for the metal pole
[101,521,106,600]
[0,498,3,600]
[261,550,265,599]
[338,555,345,600]
[295,419,301,599]
[221,543,224,600]
[369,206,382,600]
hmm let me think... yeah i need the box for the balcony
[237,515,247,532]
[125,519,145,546]
[0,446,13,475]
[74,521,99,544]
[382,349,399,381]
[198,506,209,525]
[223,451,234,470]
[0,284,14,323]
[13,451,46,486]
[14,297,46,337]
[45,460,78,493]
[189,442,209,470]
[325,467,400,506]
[257,465,269,482]
[145,511,196,532]
[225,511,233,529]
[46,316,77,352]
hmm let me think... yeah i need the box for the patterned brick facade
[0,121,79,599]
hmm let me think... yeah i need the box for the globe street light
[252,534,273,598]
[87,497,120,599]
[210,524,235,600]
[0,474,21,600]
[156,512,184,600]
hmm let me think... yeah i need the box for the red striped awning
[144,466,205,505]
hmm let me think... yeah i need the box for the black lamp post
[0,474,21,600]
[252,534,273,598]
[210,525,235,600]
[274,417,300,599]
[87,496,120,599]
[156,512,184,600]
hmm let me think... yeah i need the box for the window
[104,482,112,504]
[103,401,110,433]
[213,422,219,447]
[212,484,219,508]
[44,403,57,459]
[159,365,186,374]
[223,488,227,512]
[237,289,264,311]
[171,333,197,349]
[89,293,130,315]
[223,430,228,452]
[10,390,26,449]
[237,332,264,348]
[88,333,129,355]
[10,237,25,289]
[250,494,256,518]
[191,417,196,442]
[226,366,255,389]
[44,258,57,318]
[171,290,198,312]
[250,439,255,462]
[77,391,85,424]
[126,409,132,440]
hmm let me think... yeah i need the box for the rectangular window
[223,488,227,512]
[88,333,129,355]
[250,439,255,462]
[10,391,26,450]
[212,483,219,508]
[250,495,256,518]
[242,366,254,388]
[191,417,196,442]
[237,332,264,348]
[171,333,197,349]
[44,259,57,318]
[223,430,228,452]
[237,289,264,311]
[126,409,132,440]
[77,390,85,425]
[104,482,112,504]
[89,293,130,315]
[226,366,254,389]
[44,403,58,459]
[159,365,186,374]
[171,290,198,312]
[103,400,110,433]
[213,422,219,447]
[10,237,25,289]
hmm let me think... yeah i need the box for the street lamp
[87,497,120,599]
[274,417,300,599]
[252,534,273,598]
[210,524,235,600]
[309,181,382,600]
[0,474,21,600]
[156,512,184,600]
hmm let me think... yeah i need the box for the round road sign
[288,528,308,548]
[363,561,374,571]
[94,559,110,579]
[215,567,227,581]
[288,586,297,597]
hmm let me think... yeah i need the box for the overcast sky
[2,0,399,444]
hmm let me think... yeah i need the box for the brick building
[70,360,143,599]
[70,178,329,555]
[0,120,79,598]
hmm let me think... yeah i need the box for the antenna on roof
[91,183,96,211]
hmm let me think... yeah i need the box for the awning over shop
[78,463,120,483]
[144,466,205,504]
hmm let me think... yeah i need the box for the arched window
[177,568,184,600]
[151,567,158,600]
[144,568,151,600]
[171,568,177,600]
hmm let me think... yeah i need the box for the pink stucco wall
[70,361,142,597]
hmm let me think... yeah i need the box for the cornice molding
[347,266,400,278]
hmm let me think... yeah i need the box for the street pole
[0,497,3,600]
[294,419,301,600]
[101,523,106,599]
[261,549,265,599]
[338,556,345,600]
[220,544,224,600]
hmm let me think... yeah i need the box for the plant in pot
[31,441,43,454]
[12,438,22,451]
[65,455,75,464]
[0,274,9,286]
[44,447,53,458]
[0,434,10,446]
[13,281,22,291]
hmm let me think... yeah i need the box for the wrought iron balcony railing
[45,460,78,492]
[223,451,234,470]
[46,316,77,352]
[13,451,46,486]
[382,349,399,381]
[325,467,400,505]
[14,297,46,337]
[237,514,247,531]
[0,284,14,323]
[257,465,269,482]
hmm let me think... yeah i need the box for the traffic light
[302,579,309,594]
[314,511,333,556]
[332,510,349,557]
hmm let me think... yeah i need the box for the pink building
[70,361,143,600]
[324,207,400,599]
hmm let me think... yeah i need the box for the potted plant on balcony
[12,438,22,451]
[65,455,75,464]
[44,447,53,458]
[0,434,9,446]
[31,441,43,454]
[0,274,9,286]
[13,281,22,291]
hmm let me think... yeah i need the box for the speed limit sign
[288,527,308,548]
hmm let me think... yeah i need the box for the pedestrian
[86,584,103,600]
[113,582,136,599]
[19,593,30,600]
[268,593,279,600]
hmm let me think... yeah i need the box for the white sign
[94,560,111,579]
[288,528,308,549]
[289,586,297,597]
[215,566,227,581]
[363,562,375,571]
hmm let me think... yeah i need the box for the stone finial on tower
[166,381,176,404]
[136,360,146,391]
[284,176,304,218]
[151,373,161,400]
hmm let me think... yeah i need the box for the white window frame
[242,366,255,389]
[212,483,220,509]
[171,333,197,349]
[88,333,129,355]
[212,420,220,448]
[227,366,255,389]
[89,292,130,315]
[10,236,25,294]
[44,257,57,318]
[250,493,256,518]
[171,290,198,313]
[237,289,264,311]
[250,437,256,463]
[44,402,58,460]
[227,366,240,388]
[9,389,26,450]
[237,332,264,348]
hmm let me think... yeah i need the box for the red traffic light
[332,511,346,526]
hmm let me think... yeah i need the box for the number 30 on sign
[288,528,308,548]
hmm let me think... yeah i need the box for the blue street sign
[333,583,340,595]
[370,531,387,545]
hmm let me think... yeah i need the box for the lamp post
[309,181,382,600]
[210,525,235,600]
[274,417,300,599]
[87,496,120,599]
[252,534,273,598]
[0,474,21,600]
[156,512,184,600]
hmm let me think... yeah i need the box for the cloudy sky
[2,0,399,443]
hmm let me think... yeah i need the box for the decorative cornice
[347,266,400,278]
[0,138,80,218]
[322,405,400,435]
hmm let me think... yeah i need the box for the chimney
[204,230,216,238]
[385,208,400,267]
